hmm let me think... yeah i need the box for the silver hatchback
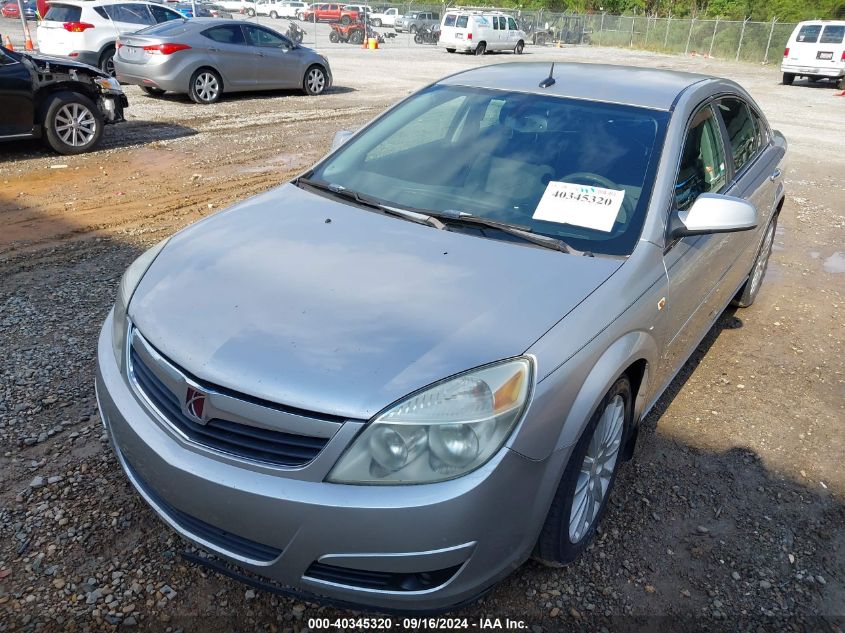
[113,18,331,103]
[97,63,786,611]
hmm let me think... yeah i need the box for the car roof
[437,62,716,111]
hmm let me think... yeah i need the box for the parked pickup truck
[370,6,400,26]
[300,3,358,23]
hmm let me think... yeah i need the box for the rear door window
[443,14,455,26]
[795,24,822,43]
[44,4,81,21]
[820,25,845,44]
[149,4,183,22]
[456,15,467,27]
[112,3,154,24]
[203,24,246,44]
[508,17,517,30]
[716,98,760,174]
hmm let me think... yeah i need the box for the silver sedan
[113,18,331,103]
[97,63,785,611]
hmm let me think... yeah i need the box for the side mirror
[668,193,757,239]
[331,129,354,151]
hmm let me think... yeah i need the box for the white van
[781,20,845,89]
[440,10,526,55]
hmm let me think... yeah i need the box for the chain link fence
[475,9,798,64]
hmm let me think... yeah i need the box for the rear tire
[141,86,166,96]
[446,47,455,53]
[189,68,222,105]
[371,18,381,26]
[99,46,116,77]
[733,217,777,308]
[246,7,255,16]
[302,65,327,95]
[269,10,277,18]
[782,72,795,85]
[534,376,632,565]
[42,91,104,155]
[350,30,364,44]
[414,33,422,44]
[340,15,350,25]
[474,41,486,55]
[329,30,339,42]
[515,40,524,54]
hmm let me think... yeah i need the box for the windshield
[311,85,668,256]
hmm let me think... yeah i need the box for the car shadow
[0,121,197,162]
[140,85,356,106]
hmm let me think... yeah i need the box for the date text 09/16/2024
[308,617,529,629]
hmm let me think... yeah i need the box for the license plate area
[817,51,833,60]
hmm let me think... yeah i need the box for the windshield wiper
[433,210,574,254]
[296,178,445,230]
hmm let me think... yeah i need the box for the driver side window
[675,106,727,211]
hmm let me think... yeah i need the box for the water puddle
[822,252,845,274]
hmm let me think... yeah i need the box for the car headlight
[111,239,170,370]
[328,358,532,485]
[94,76,123,93]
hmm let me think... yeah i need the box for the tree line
[447,0,844,22]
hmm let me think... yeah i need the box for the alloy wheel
[195,72,220,102]
[306,68,326,94]
[54,103,97,148]
[749,222,775,297]
[569,395,624,543]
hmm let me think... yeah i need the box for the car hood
[23,52,106,77]
[129,184,622,420]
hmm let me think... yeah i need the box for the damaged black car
[0,45,127,155]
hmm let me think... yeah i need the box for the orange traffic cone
[4,34,13,51]
[24,33,34,51]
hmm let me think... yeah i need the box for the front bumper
[95,314,567,611]
[781,63,845,78]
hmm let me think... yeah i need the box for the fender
[553,330,659,453]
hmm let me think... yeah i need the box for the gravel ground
[0,38,843,632]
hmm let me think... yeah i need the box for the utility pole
[16,0,34,50]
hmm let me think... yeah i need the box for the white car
[781,20,845,89]
[256,0,306,18]
[439,10,526,55]
[216,0,258,15]
[369,6,399,27]
[36,0,183,75]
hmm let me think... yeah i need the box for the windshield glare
[313,85,668,256]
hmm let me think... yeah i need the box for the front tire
[734,217,777,308]
[515,39,524,54]
[42,91,104,155]
[246,7,255,16]
[189,68,222,104]
[535,376,631,565]
[782,72,795,85]
[302,65,327,95]
[269,10,277,18]
[371,18,381,26]
[474,41,486,55]
[329,30,339,42]
[414,33,422,44]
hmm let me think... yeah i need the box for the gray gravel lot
[0,35,843,632]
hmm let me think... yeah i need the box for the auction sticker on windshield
[532,181,625,232]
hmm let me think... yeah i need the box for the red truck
[301,3,359,23]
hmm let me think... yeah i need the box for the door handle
[208,47,220,52]
[769,168,781,182]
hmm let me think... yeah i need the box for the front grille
[125,459,283,562]
[129,346,330,467]
[305,562,463,592]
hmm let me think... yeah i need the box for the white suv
[216,0,258,16]
[255,0,305,18]
[37,0,183,75]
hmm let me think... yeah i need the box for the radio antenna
[539,62,556,88]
